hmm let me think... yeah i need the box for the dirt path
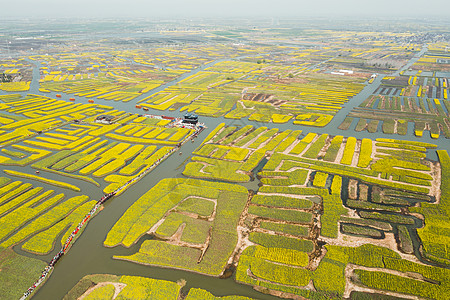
[351,139,361,167]
[428,160,441,200]
[320,231,399,254]
[78,282,126,300]
[334,141,346,164]
[228,192,256,267]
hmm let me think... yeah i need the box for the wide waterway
[1,49,448,299]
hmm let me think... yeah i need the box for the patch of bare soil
[78,282,126,300]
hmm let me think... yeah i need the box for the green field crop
[275,130,303,153]
[177,197,215,216]
[354,269,446,299]
[259,169,308,186]
[260,221,309,237]
[234,127,267,147]
[340,137,356,165]
[3,169,80,191]
[248,128,278,149]
[289,133,317,155]
[248,205,312,223]
[323,135,343,162]
[313,172,328,187]
[357,139,372,168]
[249,232,314,252]
[340,216,392,231]
[251,194,313,209]
[341,223,383,238]
[156,213,211,244]
[397,225,413,254]
[0,247,47,299]
[221,125,253,145]
[183,156,250,182]
[358,211,415,225]
[346,200,401,212]
[322,176,348,238]
[303,134,328,159]
[338,117,354,130]
[212,126,237,143]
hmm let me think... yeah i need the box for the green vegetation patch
[248,205,312,223]
[249,232,314,252]
[341,223,383,238]
[251,194,313,209]
[323,135,343,162]
[260,221,309,237]
[177,197,215,216]
[0,247,47,299]
[259,169,309,186]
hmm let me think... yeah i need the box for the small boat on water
[88,99,94,103]
[56,94,61,98]
[69,98,75,101]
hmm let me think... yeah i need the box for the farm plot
[39,70,174,102]
[0,247,47,299]
[411,46,450,72]
[250,130,441,266]
[32,51,188,101]
[64,274,257,300]
[137,61,366,127]
[25,126,182,194]
[342,76,450,138]
[0,176,95,255]
[138,71,243,114]
[229,131,449,299]
[224,73,366,126]
[179,123,447,298]
[0,94,114,147]
[183,124,304,182]
[105,178,248,276]
[237,243,450,299]
[0,94,193,195]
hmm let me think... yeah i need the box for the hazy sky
[0,0,447,18]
